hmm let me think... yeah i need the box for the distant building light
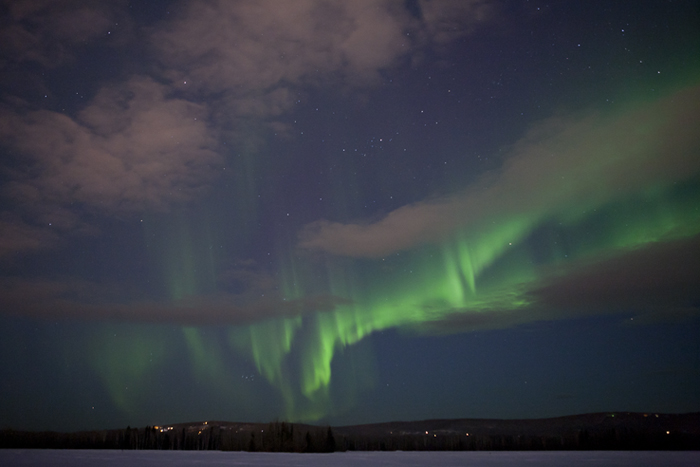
[425,431,428,435]
[667,431,670,435]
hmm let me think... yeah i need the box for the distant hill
[331,412,700,450]
[2,412,699,451]
[335,411,700,437]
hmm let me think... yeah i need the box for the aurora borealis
[1,0,699,431]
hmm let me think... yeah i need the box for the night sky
[1,0,699,432]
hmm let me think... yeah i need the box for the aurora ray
[1,0,699,432]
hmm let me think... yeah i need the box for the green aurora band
[88,83,700,422]
[225,84,700,420]
[230,185,700,420]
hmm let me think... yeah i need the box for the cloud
[0,214,58,258]
[1,76,221,210]
[0,0,494,258]
[298,84,700,257]
[0,258,352,325]
[0,276,351,326]
[0,76,223,256]
[153,0,402,90]
[417,0,493,44]
[415,234,700,335]
[0,0,129,67]
[151,0,492,119]
[529,235,700,317]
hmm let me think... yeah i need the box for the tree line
[1,420,698,451]
[0,422,337,452]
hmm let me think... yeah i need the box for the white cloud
[1,77,222,214]
[298,85,700,257]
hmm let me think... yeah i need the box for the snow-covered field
[1,450,698,466]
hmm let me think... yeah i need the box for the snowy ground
[1,450,698,466]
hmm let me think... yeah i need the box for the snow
[1,450,698,466]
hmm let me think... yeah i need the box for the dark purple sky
[1,0,699,431]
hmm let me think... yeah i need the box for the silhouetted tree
[248,432,256,452]
[304,431,314,452]
[325,426,336,452]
